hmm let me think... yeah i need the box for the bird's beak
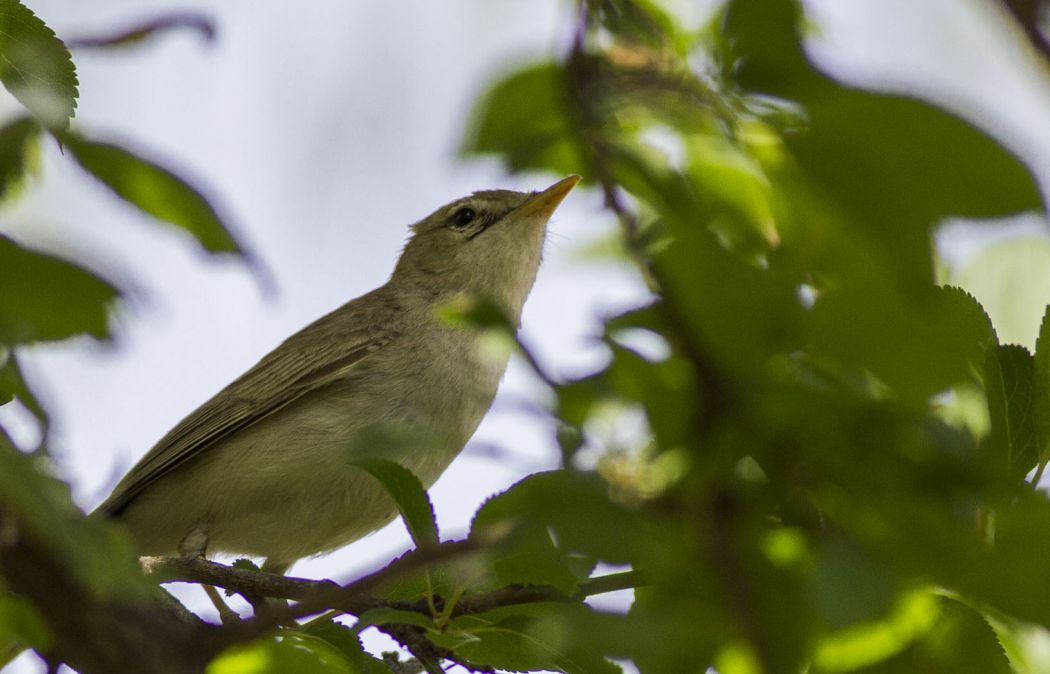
[512,175,581,220]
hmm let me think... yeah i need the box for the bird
[96,175,580,576]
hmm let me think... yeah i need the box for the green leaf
[0,431,149,602]
[461,62,584,178]
[654,206,803,374]
[206,634,357,674]
[723,0,1043,293]
[350,459,438,549]
[808,285,999,404]
[470,471,639,595]
[0,235,119,344]
[430,603,622,674]
[595,0,679,51]
[982,344,1038,483]
[0,348,48,434]
[0,593,50,667]
[0,117,39,203]
[353,608,435,632]
[0,0,77,128]
[937,286,999,355]
[901,598,1012,674]
[812,593,1011,674]
[299,619,395,674]
[61,135,243,255]
[1034,306,1050,470]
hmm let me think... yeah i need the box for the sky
[2,0,1049,672]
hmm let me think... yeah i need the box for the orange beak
[511,175,581,220]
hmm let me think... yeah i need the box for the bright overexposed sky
[2,1,1049,672]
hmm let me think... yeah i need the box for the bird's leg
[252,557,293,620]
[177,527,242,624]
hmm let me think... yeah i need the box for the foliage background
[2,0,1050,672]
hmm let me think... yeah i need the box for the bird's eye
[452,207,476,228]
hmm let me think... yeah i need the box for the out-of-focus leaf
[430,603,622,674]
[0,593,50,666]
[299,618,395,674]
[350,459,438,549]
[0,432,147,600]
[0,349,48,433]
[206,634,356,674]
[0,0,77,128]
[470,476,587,595]
[812,541,901,631]
[0,235,118,344]
[724,0,1043,292]
[808,284,998,404]
[62,135,243,255]
[595,0,678,51]
[983,344,1037,484]
[813,594,1010,673]
[353,608,434,632]
[655,206,803,374]
[684,133,777,249]
[0,117,39,203]
[811,590,940,672]
[65,13,215,50]
[1034,306,1050,470]
[472,471,641,578]
[462,62,584,178]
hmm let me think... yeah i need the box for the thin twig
[65,13,215,50]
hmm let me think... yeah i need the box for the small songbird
[97,176,580,575]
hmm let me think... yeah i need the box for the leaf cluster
[5,0,1050,673]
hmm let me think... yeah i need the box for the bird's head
[394,175,579,320]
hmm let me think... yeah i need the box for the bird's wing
[99,299,398,516]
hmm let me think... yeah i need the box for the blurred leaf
[812,541,901,631]
[65,13,215,50]
[470,477,587,595]
[725,0,1043,219]
[684,133,777,249]
[1034,306,1050,470]
[654,208,803,374]
[0,432,148,601]
[594,0,678,51]
[0,349,48,434]
[724,0,1044,292]
[983,344,1038,484]
[350,459,438,549]
[430,603,622,674]
[462,62,584,178]
[0,117,39,203]
[62,134,243,255]
[353,608,435,632]
[206,634,357,674]
[0,0,77,128]
[0,235,118,344]
[0,593,50,665]
[814,594,1011,674]
[472,470,641,575]
[299,618,395,674]
[808,285,998,404]
[811,590,940,672]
